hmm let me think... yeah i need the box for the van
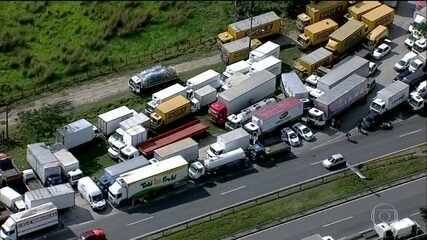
[77,177,106,211]
[394,52,417,72]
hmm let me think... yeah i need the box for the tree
[417,22,427,37]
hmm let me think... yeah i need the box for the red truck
[0,153,23,190]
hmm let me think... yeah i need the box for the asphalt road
[241,177,427,240]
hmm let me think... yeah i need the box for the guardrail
[138,143,426,240]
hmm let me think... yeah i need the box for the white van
[77,177,106,211]
[394,52,418,72]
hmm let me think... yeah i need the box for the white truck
[108,125,147,160]
[119,112,150,130]
[248,56,282,77]
[153,138,199,162]
[207,127,250,158]
[26,143,62,186]
[186,69,221,91]
[222,60,251,78]
[188,148,248,180]
[78,177,106,211]
[244,98,304,137]
[24,183,75,210]
[221,72,250,91]
[409,80,427,111]
[53,148,83,186]
[0,202,58,240]
[97,106,135,136]
[281,71,309,100]
[56,119,96,150]
[374,218,422,239]
[108,155,188,206]
[247,41,280,64]
[0,187,25,213]
[145,83,187,115]
[409,7,426,34]
[225,98,277,130]
[188,85,217,112]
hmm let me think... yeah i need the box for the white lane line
[127,216,154,226]
[72,219,95,227]
[311,135,343,150]
[410,211,420,217]
[310,160,323,166]
[322,216,353,228]
[221,185,246,196]
[399,129,423,138]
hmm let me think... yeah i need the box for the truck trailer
[128,65,177,94]
[247,41,280,64]
[281,71,309,100]
[145,83,187,115]
[223,61,251,79]
[325,19,366,55]
[297,19,339,49]
[119,112,150,130]
[296,1,349,31]
[294,47,333,76]
[150,95,192,129]
[189,85,217,112]
[207,128,250,158]
[26,143,62,186]
[153,138,199,162]
[53,148,83,186]
[186,69,221,91]
[347,1,382,20]
[24,183,74,210]
[108,125,147,160]
[225,98,277,130]
[97,106,134,136]
[361,4,395,33]
[248,56,282,77]
[56,119,96,150]
[0,187,25,213]
[220,37,261,64]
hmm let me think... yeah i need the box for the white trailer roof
[218,127,249,143]
[186,70,219,86]
[195,85,216,96]
[25,183,74,202]
[120,113,149,130]
[281,71,307,96]
[316,74,365,105]
[299,47,332,65]
[126,125,146,136]
[58,119,92,136]
[119,155,188,185]
[226,60,251,73]
[251,56,281,71]
[27,143,58,165]
[154,138,198,158]
[152,83,186,101]
[0,187,21,201]
[53,149,79,167]
[229,11,280,32]
[251,41,280,55]
[318,56,368,88]
[98,106,132,122]
[11,202,56,222]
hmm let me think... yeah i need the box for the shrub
[18,14,35,25]
[85,39,105,51]
[159,1,175,10]
[0,32,25,53]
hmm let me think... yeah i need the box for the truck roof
[281,71,307,96]
[362,4,394,22]
[98,106,132,122]
[349,1,381,16]
[299,47,332,65]
[251,56,281,71]
[156,95,190,114]
[318,55,368,88]
[378,80,409,98]
[194,84,216,96]
[153,83,186,101]
[305,19,338,34]
[27,143,59,165]
[251,41,279,55]
[218,127,249,143]
[187,69,219,86]
[329,19,364,42]
[254,98,300,120]
[57,119,92,136]
[53,148,79,167]
[306,1,346,12]
[154,138,198,158]
[223,37,251,53]
[25,183,74,202]
[11,202,56,222]
[104,156,149,177]
[120,113,149,130]
[316,73,366,105]
[119,155,188,184]
[0,187,21,201]
[229,11,280,33]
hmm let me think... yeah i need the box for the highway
[241,177,427,240]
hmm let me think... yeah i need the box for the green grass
[160,145,427,240]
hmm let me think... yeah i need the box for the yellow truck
[297,19,339,49]
[217,11,282,44]
[296,1,349,32]
[365,25,389,49]
[361,4,394,33]
[150,95,191,128]
[347,1,382,20]
[325,19,366,55]
[221,37,262,64]
[294,47,333,76]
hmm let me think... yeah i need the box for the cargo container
[56,119,95,150]
[150,95,191,128]
[369,80,410,115]
[0,202,58,240]
[294,47,333,76]
[97,106,134,136]
[97,156,150,193]
[325,19,366,55]
[108,156,189,206]
[154,138,199,162]
[138,119,208,157]
[186,69,221,91]
[221,72,250,91]
[119,113,150,130]
[297,19,339,49]
[0,187,25,213]
[361,4,394,33]
[221,37,262,64]
[0,168,22,190]
[145,83,187,115]
[248,41,280,64]
[217,11,281,44]
[347,1,382,20]
[248,56,282,77]
[53,148,82,186]
[24,183,74,210]
[190,85,217,112]
[244,98,304,136]
[26,143,62,186]
[296,1,349,31]
[128,65,177,94]
[281,72,309,100]
[207,128,250,157]
[317,55,370,92]
[365,25,389,49]
[209,70,276,125]
[223,61,251,78]
[225,98,277,130]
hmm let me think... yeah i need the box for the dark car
[80,228,107,240]
[394,69,412,81]
[399,67,427,88]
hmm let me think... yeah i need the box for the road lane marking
[127,216,154,226]
[221,185,246,196]
[311,135,343,150]
[410,211,420,217]
[399,129,423,138]
[310,160,323,166]
[322,216,353,228]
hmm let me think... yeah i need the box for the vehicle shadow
[395,1,416,18]
[60,206,95,226]
[389,24,409,41]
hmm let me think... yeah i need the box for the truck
[119,112,150,130]
[374,218,423,239]
[369,80,409,115]
[207,128,250,158]
[221,72,250,91]
[108,155,188,206]
[281,71,309,100]
[225,98,277,130]
[296,1,349,31]
[409,7,426,34]
[24,183,75,210]
[297,19,339,50]
[53,148,83,186]
[325,19,366,55]
[247,41,280,64]
[0,202,58,240]
[0,187,25,213]
[188,148,248,180]
[220,36,262,65]
[108,125,147,160]
[244,98,304,137]
[294,47,333,76]
[186,69,221,91]
[97,156,150,193]
[365,25,389,50]
[153,138,199,162]
[145,83,187,115]
[217,11,282,44]
[308,73,370,127]
[248,141,291,162]
[347,1,382,20]
[56,119,96,150]
[248,56,282,77]
[223,61,251,79]
[138,119,208,157]
[97,106,134,136]
[209,70,276,125]
[189,85,217,112]
[26,143,62,186]
[150,95,192,129]
[128,65,178,94]
[409,80,427,111]
[22,169,42,191]
[361,4,394,33]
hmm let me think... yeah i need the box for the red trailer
[138,119,208,157]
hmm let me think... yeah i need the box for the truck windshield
[111,132,123,142]
[1,227,13,236]
[71,173,83,182]
[129,79,139,91]
[91,193,104,202]
[370,102,383,112]
[189,165,202,174]
[210,146,223,156]
[297,35,309,45]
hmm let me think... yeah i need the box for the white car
[414,38,426,52]
[405,30,422,48]
[281,127,301,146]
[369,62,378,76]
[293,123,314,141]
[322,154,345,169]
[408,58,425,72]
[372,43,391,60]
[394,51,418,72]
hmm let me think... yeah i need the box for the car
[414,38,426,53]
[292,122,314,141]
[372,43,391,60]
[281,127,301,147]
[369,62,378,76]
[408,58,425,72]
[394,51,417,72]
[80,228,107,240]
[394,69,412,81]
[321,154,345,169]
[404,30,422,48]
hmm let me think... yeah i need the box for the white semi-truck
[207,128,250,158]
[225,98,277,130]
[108,125,147,160]
[97,106,135,136]
[53,148,83,186]
[409,81,427,111]
[186,69,221,91]
[0,187,25,213]
[145,83,187,115]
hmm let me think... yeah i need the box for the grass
[160,145,427,240]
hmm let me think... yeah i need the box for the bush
[85,39,105,51]
[18,14,35,25]
[0,32,25,53]
[168,8,192,27]
[159,1,175,10]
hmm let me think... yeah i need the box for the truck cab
[208,102,227,125]
[370,98,387,114]
[297,33,311,49]
[308,108,326,127]
[409,91,426,111]
[225,114,243,130]
[188,162,205,180]
[107,128,127,159]
[108,180,125,206]
[207,143,225,158]
[67,169,83,186]
[119,145,140,161]
[1,217,17,240]
[296,13,311,31]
